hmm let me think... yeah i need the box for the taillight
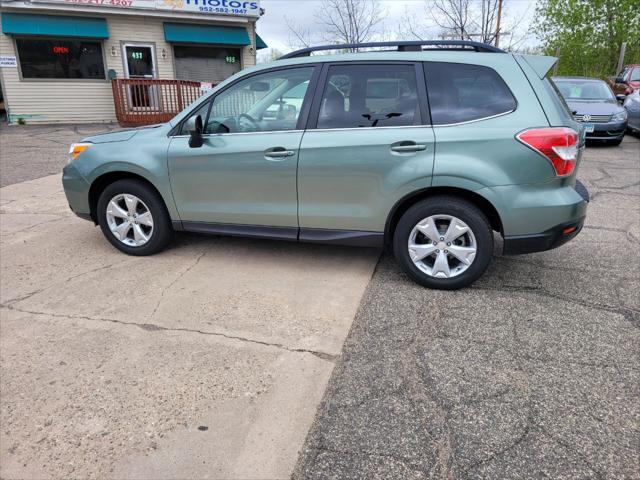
[516,127,579,177]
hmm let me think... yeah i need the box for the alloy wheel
[407,214,477,278]
[105,193,154,247]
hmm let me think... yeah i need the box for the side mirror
[615,76,625,84]
[185,114,203,148]
[616,94,627,103]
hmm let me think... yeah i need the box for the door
[123,44,157,108]
[297,63,435,235]
[168,65,318,231]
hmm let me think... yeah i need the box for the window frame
[170,63,322,137]
[305,61,430,131]
[171,42,244,82]
[13,35,108,83]
[423,61,518,127]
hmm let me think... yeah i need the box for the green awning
[256,33,268,50]
[164,23,251,46]
[1,13,108,38]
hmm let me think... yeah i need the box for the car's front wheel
[393,196,493,289]
[97,179,173,256]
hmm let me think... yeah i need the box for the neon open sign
[52,46,69,54]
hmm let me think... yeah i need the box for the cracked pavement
[0,124,638,479]
[0,131,379,479]
[294,135,640,479]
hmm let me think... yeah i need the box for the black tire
[97,179,173,256]
[392,196,493,289]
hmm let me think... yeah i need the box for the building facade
[0,0,265,123]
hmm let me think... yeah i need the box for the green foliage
[534,0,640,78]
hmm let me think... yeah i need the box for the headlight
[611,110,628,122]
[68,143,92,163]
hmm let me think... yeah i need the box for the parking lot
[1,124,638,479]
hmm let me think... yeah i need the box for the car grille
[573,114,612,123]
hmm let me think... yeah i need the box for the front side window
[630,68,640,82]
[205,67,314,134]
[316,64,419,129]
[15,38,105,80]
[425,62,516,125]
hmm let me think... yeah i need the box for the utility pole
[616,42,627,75]
[495,0,504,47]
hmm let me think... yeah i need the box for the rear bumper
[503,180,589,255]
[503,217,585,254]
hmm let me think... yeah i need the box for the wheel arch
[384,187,504,244]
[88,171,168,224]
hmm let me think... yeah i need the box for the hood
[81,124,163,144]
[565,100,625,116]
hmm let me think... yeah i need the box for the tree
[286,0,385,50]
[257,48,284,64]
[402,0,530,51]
[534,0,640,78]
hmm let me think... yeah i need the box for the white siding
[0,10,257,124]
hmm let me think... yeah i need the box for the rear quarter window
[424,62,517,125]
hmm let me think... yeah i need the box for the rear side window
[316,64,419,129]
[425,62,516,125]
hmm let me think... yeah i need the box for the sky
[256,0,539,59]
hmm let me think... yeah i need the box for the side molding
[179,222,384,248]
[299,228,383,248]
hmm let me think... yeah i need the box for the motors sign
[30,0,261,17]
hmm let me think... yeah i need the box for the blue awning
[256,33,268,50]
[1,13,108,38]
[164,23,251,46]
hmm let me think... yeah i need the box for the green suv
[62,41,589,289]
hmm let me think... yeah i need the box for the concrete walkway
[0,174,380,479]
[294,136,640,479]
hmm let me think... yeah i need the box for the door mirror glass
[186,115,204,148]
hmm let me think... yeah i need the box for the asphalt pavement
[0,123,115,187]
[294,136,640,479]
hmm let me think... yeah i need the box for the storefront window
[173,45,241,84]
[15,38,106,80]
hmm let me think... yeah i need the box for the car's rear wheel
[393,196,493,289]
[97,179,173,256]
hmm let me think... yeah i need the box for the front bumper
[584,120,627,140]
[62,162,92,221]
[503,180,589,255]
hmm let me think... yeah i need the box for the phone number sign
[31,0,261,17]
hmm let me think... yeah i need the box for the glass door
[123,44,157,109]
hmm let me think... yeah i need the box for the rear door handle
[264,147,295,159]
[390,141,428,153]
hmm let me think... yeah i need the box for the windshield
[554,80,615,101]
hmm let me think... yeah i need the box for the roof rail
[279,40,505,59]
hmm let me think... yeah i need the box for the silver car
[624,89,640,134]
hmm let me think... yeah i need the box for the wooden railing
[111,79,205,127]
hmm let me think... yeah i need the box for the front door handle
[264,147,295,159]
[390,141,428,153]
